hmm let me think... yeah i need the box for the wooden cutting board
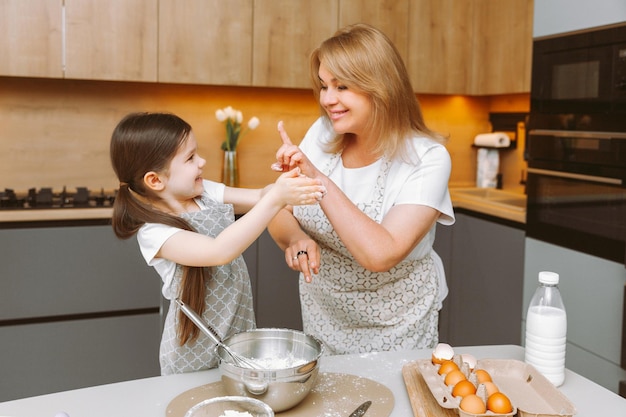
[402,361,456,417]
[166,372,394,416]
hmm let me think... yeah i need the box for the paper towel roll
[476,148,499,188]
[473,132,511,148]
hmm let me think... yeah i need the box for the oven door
[526,166,626,264]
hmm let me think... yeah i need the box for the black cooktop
[0,187,116,210]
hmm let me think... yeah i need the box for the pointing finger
[277,121,294,146]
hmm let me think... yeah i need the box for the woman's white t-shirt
[299,118,455,260]
[136,180,226,299]
[299,118,455,302]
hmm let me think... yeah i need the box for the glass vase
[221,150,239,187]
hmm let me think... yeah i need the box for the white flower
[248,116,260,130]
[215,109,227,122]
[215,106,260,151]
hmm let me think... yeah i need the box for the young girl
[110,112,325,374]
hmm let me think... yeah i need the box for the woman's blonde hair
[310,23,445,158]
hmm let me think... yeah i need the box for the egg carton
[417,358,577,417]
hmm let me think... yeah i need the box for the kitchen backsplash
[0,77,529,192]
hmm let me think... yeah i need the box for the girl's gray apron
[159,195,255,375]
[293,153,440,355]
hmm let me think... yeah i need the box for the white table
[0,345,624,416]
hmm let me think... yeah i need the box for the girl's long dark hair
[110,112,208,345]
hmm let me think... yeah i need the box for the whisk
[175,299,262,369]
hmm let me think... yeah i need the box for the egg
[461,353,477,370]
[487,392,513,413]
[459,394,486,414]
[481,381,500,397]
[474,369,492,383]
[432,343,454,364]
[438,360,459,375]
[444,369,467,386]
[452,379,477,397]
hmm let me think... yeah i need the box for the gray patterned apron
[159,195,255,375]
[293,153,440,355]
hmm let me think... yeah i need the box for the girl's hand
[284,238,321,283]
[271,121,320,179]
[273,167,326,206]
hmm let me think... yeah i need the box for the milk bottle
[524,271,567,386]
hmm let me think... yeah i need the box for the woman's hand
[271,121,321,180]
[283,237,321,283]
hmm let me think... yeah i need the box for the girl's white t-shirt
[136,179,225,299]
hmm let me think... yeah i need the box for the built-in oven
[525,130,626,265]
[527,23,626,266]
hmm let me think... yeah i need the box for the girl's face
[318,63,372,139]
[162,131,206,201]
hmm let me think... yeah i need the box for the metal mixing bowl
[218,328,323,412]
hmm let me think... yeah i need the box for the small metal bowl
[218,328,323,412]
[183,396,274,417]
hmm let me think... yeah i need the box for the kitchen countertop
[450,187,527,224]
[0,208,112,223]
[0,345,623,417]
[0,187,526,224]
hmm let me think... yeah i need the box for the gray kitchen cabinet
[0,222,162,402]
[243,230,302,331]
[435,211,525,346]
[523,238,626,394]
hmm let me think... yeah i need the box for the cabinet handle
[527,167,623,185]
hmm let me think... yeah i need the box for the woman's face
[163,131,206,200]
[318,63,372,139]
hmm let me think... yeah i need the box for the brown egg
[452,379,477,397]
[432,343,455,364]
[474,369,492,383]
[444,369,467,386]
[438,360,459,376]
[461,353,477,370]
[487,392,513,414]
[482,381,500,397]
[459,394,487,414]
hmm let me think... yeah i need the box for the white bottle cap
[539,271,559,285]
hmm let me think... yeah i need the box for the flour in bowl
[219,411,253,417]
[252,354,309,369]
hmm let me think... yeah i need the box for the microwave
[529,23,626,133]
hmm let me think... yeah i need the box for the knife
[348,400,372,417]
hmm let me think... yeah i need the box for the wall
[534,0,626,37]
[0,77,529,192]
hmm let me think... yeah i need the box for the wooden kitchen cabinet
[470,0,533,95]
[252,0,339,88]
[0,0,63,78]
[408,0,474,94]
[435,211,525,346]
[158,0,253,86]
[64,0,158,82]
[408,0,532,95]
[339,0,411,63]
